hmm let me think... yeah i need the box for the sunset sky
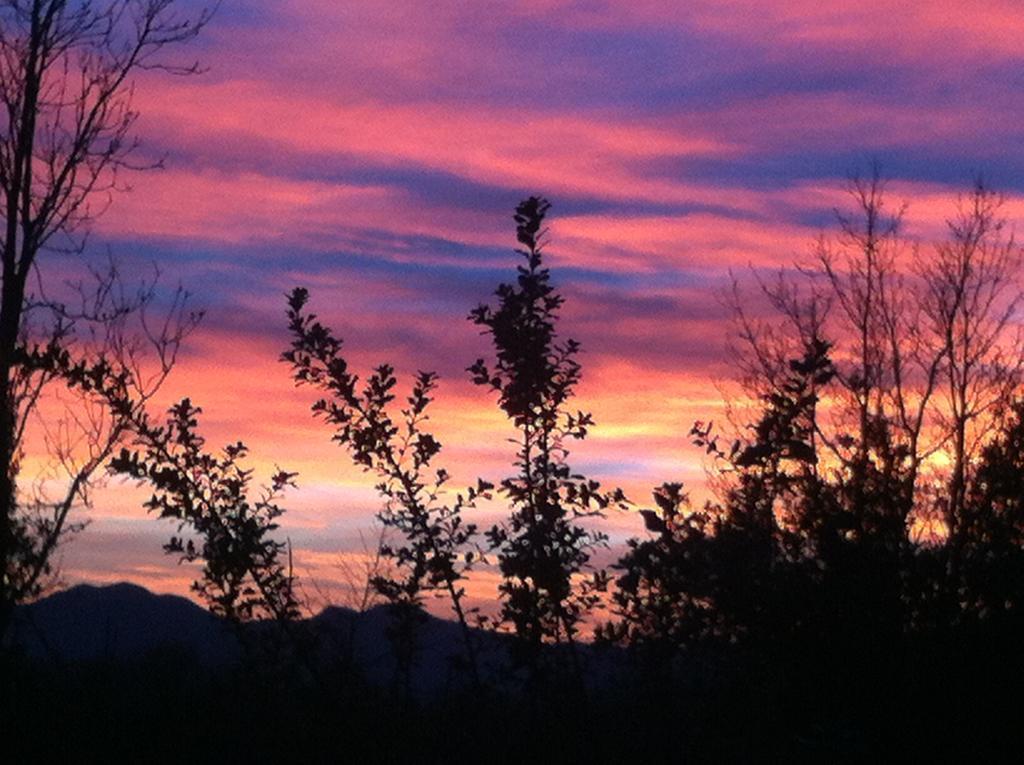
[55,0,1024,611]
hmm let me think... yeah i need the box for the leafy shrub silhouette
[960,400,1024,623]
[283,287,487,692]
[283,198,627,691]
[469,196,625,681]
[110,399,300,625]
[604,337,838,656]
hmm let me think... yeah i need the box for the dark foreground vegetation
[5,582,1023,762]
[3,1,1024,761]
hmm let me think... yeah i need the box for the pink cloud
[131,78,734,204]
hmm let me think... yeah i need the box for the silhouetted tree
[284,287,486,692]
[0,0,211,638]
[469,196,624,682]
[607,189,1024,745]
[605,337,837,658]
[959,400,1024,623]
[110,399,300,624]
[922,184,1023,545]
[732,174,928,526]
[732,175,1023,540]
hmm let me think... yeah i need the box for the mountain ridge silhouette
[5,582,623,695]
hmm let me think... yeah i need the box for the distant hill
[8,582,240,667]
[5,583,619,695]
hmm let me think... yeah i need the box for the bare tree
[806,174,952,519]
[729,174,1022,536]
[733,177,917,469]
[920,183,1023,542]
[0,0,211,637]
